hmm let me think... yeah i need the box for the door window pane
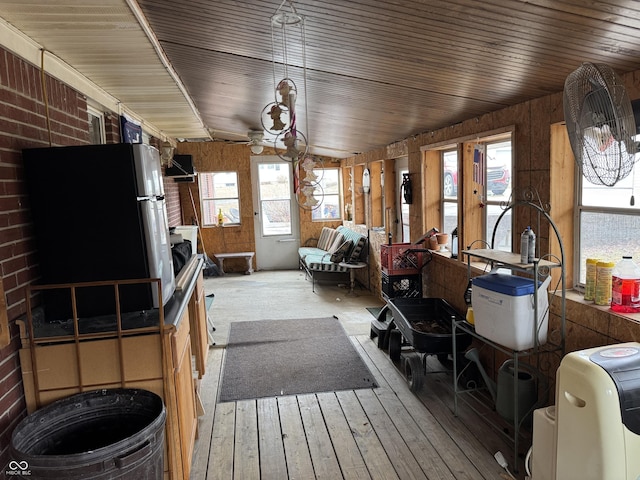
[259,163,292,236]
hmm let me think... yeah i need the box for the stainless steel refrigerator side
[133,144,176,306]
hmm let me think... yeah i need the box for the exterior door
[251,156,300,270]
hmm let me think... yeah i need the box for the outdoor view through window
[578,158,640,284]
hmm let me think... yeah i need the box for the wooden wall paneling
[461,142,483,249]
[354,164,365,225]
[384,159,396,242]
[342,164,353,220]
[422,150,441,241]
[549,122,575,288]
[407,140,424,240]
[369,161,383,227]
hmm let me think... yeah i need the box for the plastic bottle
[595,261,615,306]
[520,227,530,264]
[527,227,536,263]
[217,208,224,226]
[451,227,458,259]
[584,258,599,301]
[611,256,640,313]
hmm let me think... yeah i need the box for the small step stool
[369,305,392,349]
[214,252,255,275]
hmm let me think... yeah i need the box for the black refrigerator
[23,143,176,320]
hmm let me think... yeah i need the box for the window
[399,168,410,242]
[199,171,240,226]
[484,140,512,251]
[257,162,293,236]
[576,160,640,284]
[442,149,458,237]
[436,134,512,253]
[88,106,105,144]
[311,168,342,221]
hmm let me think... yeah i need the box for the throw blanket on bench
[299,226,368,291]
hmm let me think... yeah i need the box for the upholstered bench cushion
[298,246,327,259]
[336,226,367,262]
[303,253,349,272]
[317,227,342,251]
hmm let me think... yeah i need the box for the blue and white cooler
[471,273,551,350]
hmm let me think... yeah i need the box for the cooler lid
[472,273,535,296]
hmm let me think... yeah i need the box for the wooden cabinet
[166,308,198,479]
[189,268,209,377]
[18,264,204,480]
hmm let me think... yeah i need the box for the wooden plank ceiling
[4,0,640,158]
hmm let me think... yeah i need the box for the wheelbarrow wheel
[388,329,402,361]
[404,353,424,392]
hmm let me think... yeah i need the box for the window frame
[87,105,106,144]
[425,127,514,255]
[311,167,343,222]
[573,159,640,287]
[482,138,513,251]
[441,148,459,240]
[198,171,241,227]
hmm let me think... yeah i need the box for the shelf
[453,191,566,475]
[461,248,561,270]
[453,318,563,357]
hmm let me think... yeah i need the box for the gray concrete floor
[203,269,385,346]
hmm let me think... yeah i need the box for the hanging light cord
[40,49,53,146]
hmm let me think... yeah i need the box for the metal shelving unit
[452,190,566,473]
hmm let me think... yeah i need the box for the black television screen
[166,154,194,176]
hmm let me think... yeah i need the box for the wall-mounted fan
[563,62,638,186]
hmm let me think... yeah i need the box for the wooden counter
[17,256,208,480]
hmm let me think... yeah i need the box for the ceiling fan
[246,130,266,154]
[205,129,269,154]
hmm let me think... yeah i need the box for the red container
[381,244,428,275]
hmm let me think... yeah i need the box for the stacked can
[595,260,615,306]
[584,258,599,301]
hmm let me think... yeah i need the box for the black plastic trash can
[9,388,166,479]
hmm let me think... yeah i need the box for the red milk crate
[380,243,428,275]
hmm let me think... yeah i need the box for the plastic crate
[381,244,428,275]
[382,273,422,299]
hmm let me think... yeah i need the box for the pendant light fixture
[261,0,310,163]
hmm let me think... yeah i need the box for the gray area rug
[218,317,377,402]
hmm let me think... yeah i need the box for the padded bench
[298,225,368,292]
[214,252,255,275]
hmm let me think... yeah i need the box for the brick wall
[0,46,182,468]
[164,176,183,227]
[0,46,94,467]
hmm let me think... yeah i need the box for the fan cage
[563,62,638,186]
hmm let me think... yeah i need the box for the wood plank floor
[190,333,527,479]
